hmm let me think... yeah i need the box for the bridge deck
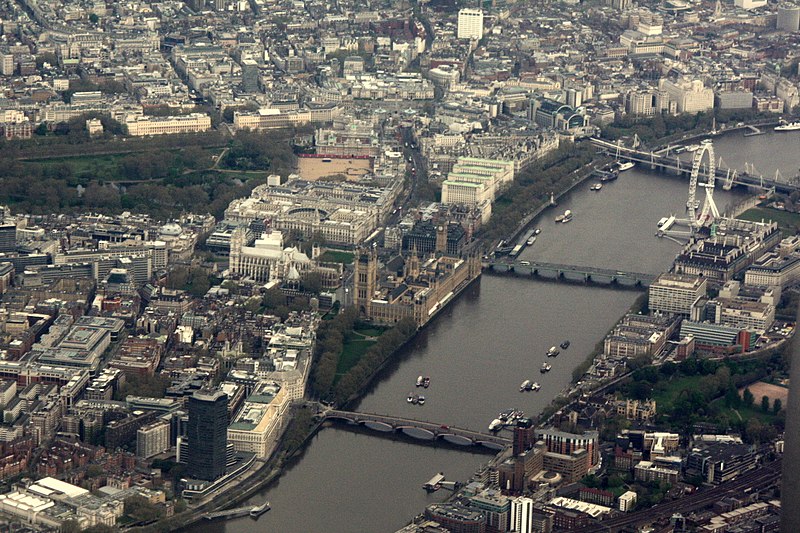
[590,138,799,194]
[486,260,655,283]
[326,410,510,446]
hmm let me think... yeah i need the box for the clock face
[438,226,444,231]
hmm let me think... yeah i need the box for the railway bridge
[590,138,800,194]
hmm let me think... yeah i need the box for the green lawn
[353,325,386,337]
[22,147,220,181]
[739,206,800,234]
[650,375,707,412]
[319,250,355,264]
[334,338,375,381]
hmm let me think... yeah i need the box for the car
[440,425,449,430]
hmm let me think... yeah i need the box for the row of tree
[479,142,598,241]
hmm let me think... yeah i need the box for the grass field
[739,206,800,234]
[650,375,706,412]
[22,147,221,181]
[334,338,376,382]
[319,250,355,264]
[354,325,386,337]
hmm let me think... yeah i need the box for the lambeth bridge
[485,260,656,288]
[321,409,511,450]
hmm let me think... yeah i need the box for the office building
[457,9,484,40]
[0,224,15,253]
[658,79,714,114]
[648,273,707,316]
[187,389,228,481]
[240,58,259,92]
[778,3,800,31]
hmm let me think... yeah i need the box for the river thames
[190,130,796,533]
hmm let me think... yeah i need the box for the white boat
[520,379,532,392]
[534,228,541,235]
[546,346,560,357]
[531,382,541,391]
[617,161,635,172]
[657,217,669,228]
[555,214,565,223]
[540,362,552,373]
[489,418,504,431]
[418,395,426,405]
[407,393,414,403]
[526,236,536,246]
[590,183,602,191]
[416,375,423,387]
[561,210,573,223]
[775,121,800,131]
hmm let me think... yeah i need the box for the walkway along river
[189,131,797,533]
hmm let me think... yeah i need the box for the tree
[774,398,783,414]
[743,387,755,407]
[762,395,770,413]
[124,494,165,523]
[89,13,99,23]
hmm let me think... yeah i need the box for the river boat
[775,121,800,131]
[418,395,426,405]
[422,377,430,388]
[560,340,570,349]
[411,395,419,405]
[590,183,602,191]
[489,418,504,431]
[534,228,541,235]
[600,171,618,182]
[531,382,541,391]
[562,210,573,223]
[520,380,532,392]
[617,161,635,172]
[540,362,552,373]
[546,346,560,357]
[416,375,423,387]
[407,393,414,403]
[555,214,565,223]
[526,236,537,246]
[249,502,271,518]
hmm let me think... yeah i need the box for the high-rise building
[241,58,259,93]
[457,9,484,40]
[187,389,228,481]
[136,419,170,459]
[783,305,800,531]
[0,224,16,253]
[513,418,535,456]
[510,497,535,533]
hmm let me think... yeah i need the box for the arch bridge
[485,260,655,288]
[322,410,510,450]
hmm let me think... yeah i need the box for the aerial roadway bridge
[321,410,511,450]
[485,260,656,288]
[590,138,800,194]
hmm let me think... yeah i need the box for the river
[189,130,797,533]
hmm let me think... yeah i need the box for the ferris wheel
[686,139,720,228]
